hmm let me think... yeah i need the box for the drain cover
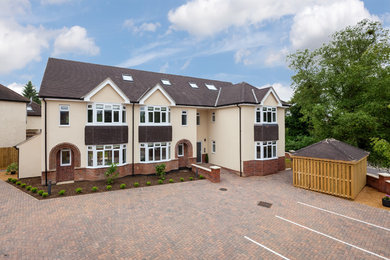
[219,188,228,191]
[257,201,272,208]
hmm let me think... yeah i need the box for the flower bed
[6,169,202,200]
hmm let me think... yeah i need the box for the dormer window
[205,83,217,90]
[189,82,198,88]
[161,79,171,85]
[87,103,126,125]
[140,106,170,125]
[256,106,276,124]
[122,74,133,81]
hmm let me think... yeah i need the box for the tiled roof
[293,138,369,162]
[27,101,41,116]
[0,84,29,103]
[39,58,279,107]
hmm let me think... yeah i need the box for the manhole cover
[257,201,272,208]
[219,188,228,191]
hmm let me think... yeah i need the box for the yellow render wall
[90,84,126,103]
[27,116,41,130]
[196,109,209,156]
[18,133,41,178]
[0,101,26,147]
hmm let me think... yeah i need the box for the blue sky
[1,0,389,101]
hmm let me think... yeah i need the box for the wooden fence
[0,147,18,169]
[292,156,367,199]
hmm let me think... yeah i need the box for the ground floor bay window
[255,141,277,160]
[140,142,171,163]
[87,144,127,167]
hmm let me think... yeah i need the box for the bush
[91,186,98,192]
[6,162,18,174]
[11,178,17,183]
[42,192,48,198]
[31,187,37,193]
[383,195,390,201]
[21,183,26,188]
[105,163,119,185]
[120,183,126,189]
[155,164,166,179]
[16,181,21,185]
[158,179,163,184]
[58,190,65,195]
[370,138,390,171]
[133,182,139,187]
[189,177,193,181]
[146,181,151,186]
[7,178,12,182]
[180,177,184,182]
[26,185,32,191]
[169,179,174,183]
[75,188,82,194]
[106,185,112,190]
[38,190,44,195]
[199,175,205,179]
[285,135,317,151]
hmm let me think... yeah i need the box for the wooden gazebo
[291,139,369,199]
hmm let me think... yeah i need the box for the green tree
[22,81,40,104]
[370,138,390,171]
[288,19,390,150]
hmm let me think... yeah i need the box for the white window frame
[60,149,71,166]
[181,111,187,126]
[255,106,277,124]
[86,144,127,168]
[140,142,171,163]
[255,141,277,160]
[178,143,184,157]
[59,105,70,126]
[86,103,127,126]
[212,112,215,122]
[140,106,171,125]
[212,141,216,153]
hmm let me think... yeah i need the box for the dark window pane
[155,147,160,161]
[140,148,145,162]
[263,112,267,122]
[155,111,160,123]
[140,111,145,123]
[122,110,126,123]
[178,144,183,156]
[148,147,154,161]
[267,112,272,122]
[88,151,93,166]
[97,151,103,166]
[182,114,187,125]
[267,145,272,158]
[61,150,70,165]
[60,111,69,125]
[273,145,276,157]
[123,148,126,163]
[97,110,103,122]
[272,112,276,122]
[256,111,261,123]
[114,150,119,163]
[263,146,267,158]
[113,111,119,122]
[104,110,112,123]
[88,110,93,123]
[148,112,153,123]
[162,112,166,123]
[162,147,166,160]
[256,146,261,159]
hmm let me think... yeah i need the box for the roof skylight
[189,82,198,88]
[161,79,171,85]
[205,83,217,90]
[122,74,133,81]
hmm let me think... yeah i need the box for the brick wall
[243,156,284,177]
[191,164,220,183]
[367,173,390,194]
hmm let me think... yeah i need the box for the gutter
[44,98,48,186]
[132,103,135,175]
[237,104,242,177]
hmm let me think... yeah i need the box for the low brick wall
[243,156,285,177]
[367,173,390,194]
[191,164,220,183]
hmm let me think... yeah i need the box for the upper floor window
[181,111,187,126]
[196,112,200,125]
[140,106,170,125]
[87,103,126,125]
[212,112,215,122]
[256,106,276,124]
[59,105,69,126]
[87,144,126,168]
[212,140,216,153]
[256,141,277,160]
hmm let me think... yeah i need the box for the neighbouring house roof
[27,101,41,116]
[39,58,286,107]
[293,138,369,162]
[0,84,29,103]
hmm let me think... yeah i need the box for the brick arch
[49,142,81,170]
[175,139,193,158]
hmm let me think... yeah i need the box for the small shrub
[169,179,174,183]
[11,178,17,183]
[31,187,37,193]
[38,190,44,196]
[21,183,26,188]
[155,163,166,179]
[26,185,32,191]
[180,177,184,182]
[42,192,48,198]
[91,186,98,192]
[105,163,119,185]
[120,183,126,189]
[7,177,12,182]
[189,177,193,181]
[199,175,205,179]
[75,188,82,194]
[58,190,65,195]
[384,195,390,201]
[133,182,139,187]
[158,179,163,184]
[6,162,18,174]
[146,181,151,186]
[16,181,21,185]
[106,185,112,190]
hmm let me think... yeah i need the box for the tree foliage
[370,138,390,171]
[22,81,40,104]
[288,19,390,151]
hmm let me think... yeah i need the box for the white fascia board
[138,84,176,106]
[260,87,282,106]
[83,78,130,104]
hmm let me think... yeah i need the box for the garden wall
[367,173,390,194]
[191,164,220,183]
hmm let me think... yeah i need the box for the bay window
[140,106,170,125]
[87,103,126,125]
[140,142,171,163]
[256,106,276,124]
[87,144,127,167]
[255,141,277,160]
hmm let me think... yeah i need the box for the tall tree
[288,19,390,150]
[22,81,40,104]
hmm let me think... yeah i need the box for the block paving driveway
[0,170,389,259]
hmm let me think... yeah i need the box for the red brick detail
[175,139,193,168]
[367,174,390,194]
[243,157,285,177]
[41,170,56,185]
[201,154,206,163]
[49,142,81,170]
[134,159,179,175]
[191,165,220,183]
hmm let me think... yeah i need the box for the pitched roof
[292,138,369,162]
[0,84,29,103]
[27,101,41,116]
[39,58,283,107]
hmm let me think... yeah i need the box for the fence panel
[0,147,18,169]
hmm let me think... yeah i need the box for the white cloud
[123,19,161,33]
[159,62,169,73]
[168,0,316,37]
[53,26,100,56]
[181,59,191,70]
[290,0,376,49]
[7,82,25,95]
[261,83,293,101]
[118,48,181,67]
[40,0,71,4]
[264,47,289,67]
[0,0,30,18]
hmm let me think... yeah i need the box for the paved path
[0,170,389,259]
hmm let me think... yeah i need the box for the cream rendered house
[18,58,288,184]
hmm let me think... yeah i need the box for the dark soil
[6,169,203,200]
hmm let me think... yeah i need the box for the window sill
[255,157,278,161]
[138,159,171,164]
[59,125,70,127]
[86,163,129,169]
[139,123,171,126]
